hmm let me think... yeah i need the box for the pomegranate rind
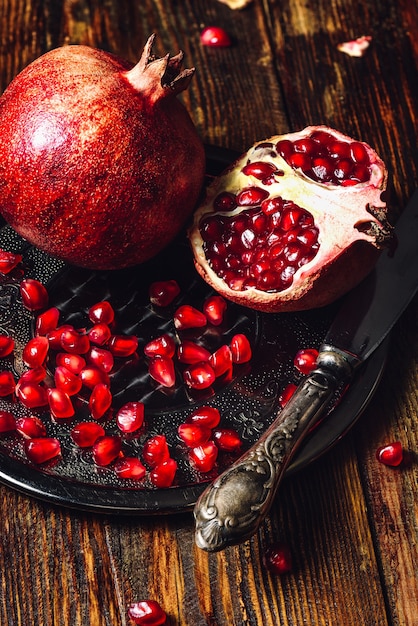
[189,126,391,312]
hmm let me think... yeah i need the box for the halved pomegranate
[189,126,392,312]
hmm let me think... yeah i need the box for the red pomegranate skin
[0,38,206,270]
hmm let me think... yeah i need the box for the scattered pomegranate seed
[19,278,49,311]
[149,279,180,307]
[148,355,176,388]
[189,441,218,472]
[186,406,221,428]
[177,340,211,364]
[200,25,232,47]
[178,423,212,447]
[127,599,167,625]
[87,346,114,373]
[0,249,22,274]
[92,435,122,466]
[24,437,61,464]
[88,323,112,346]
[183,361,216,390]
[35,307,60,336]
[293,348,318,375]
[56,352,86,375]
[0,371,16,396]
[144,334,176,359]
[22,336,49,368]
[54,366,82,396]
[70,422,105,447]
[18,366,47,385]
[80,366,110,389]
[16,382,48,408]
[150,458,177,488]
[0,410,16,433]
[16,415,47,438]
[60,328,90,354]
[376,441,404,467]
[116,401,145,433]
[209,344,233,378]
[0,335,15,358]
[89,383,112,420]
[48,388,75,419]
[142,434,170,468]
[212,428,242,452]
[108,334,138,357]
[278,383,297,407]
[230,334,252,364]
[46,324,73,349]
[114,457,146,480]
[263,542,293,575]
[203,295,227,326]
[88,301,115,325]
[173,305,207,330]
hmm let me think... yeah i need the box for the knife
[194,190,418,552]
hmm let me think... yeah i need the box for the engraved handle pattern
[194,348,358,552]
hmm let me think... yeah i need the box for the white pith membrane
[189,126,391,312]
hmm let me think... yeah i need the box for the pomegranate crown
[125,34,195,102]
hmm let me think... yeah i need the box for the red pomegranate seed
[108,334,138,357]
[46,324,73,349]
[92,435,122,466]
[16,415,47,438]
[376,441,403,467]
[35,307,60,336]
[24,437,61,464]
[213,192,236,212]
[178,423,211,447]
[114,457,146,480]
[350,141,369,164]
[173,305,207,330]
[183,362,216,390]
[200,25,231,47]
[54,365,82,395]
[144,334,176,358]
[80,366,110,389]
[189,441,218,472]
[0,370,16,396]
[70,422,105,447]
[186,406,221,428]
[149,279,180,307]
[89,383,112,420]
[88,301,115,325]
[56,352,86,375]
[242,161,278,181]
[87,346,114,373]
[293,348,318,375]
[203,295,227,326]
[18,366,47,385]
[116,401,145,433]
[237,187,270,206]
[48,388,75,419]
[0,335,15,357]
[0,410,16,433]
[177,340,211,364]
[88,323,112,346]
[150,458,177,488]
[0,249,22,274]
[263,543,293,575]
[230,334,252,364]
[142,434,170,468]
[209,344,233,378]
[16,382,48,408]
[22,336,49,368]
[20,278,49,311]
[278,383,297,407]
[60,328,90,354]
[212,428,242,452]
[127,600,167,626]
[148,355,176,388]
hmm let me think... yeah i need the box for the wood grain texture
[0,0,417,624]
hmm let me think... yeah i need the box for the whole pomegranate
[189,126,393,312]
[0,34,206,270]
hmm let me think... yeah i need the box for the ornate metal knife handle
[194,346,359,552]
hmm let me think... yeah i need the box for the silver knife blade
[194,190,418,552]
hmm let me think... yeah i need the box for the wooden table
[0,1,417,624]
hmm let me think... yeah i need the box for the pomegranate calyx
[125,34,195,101]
